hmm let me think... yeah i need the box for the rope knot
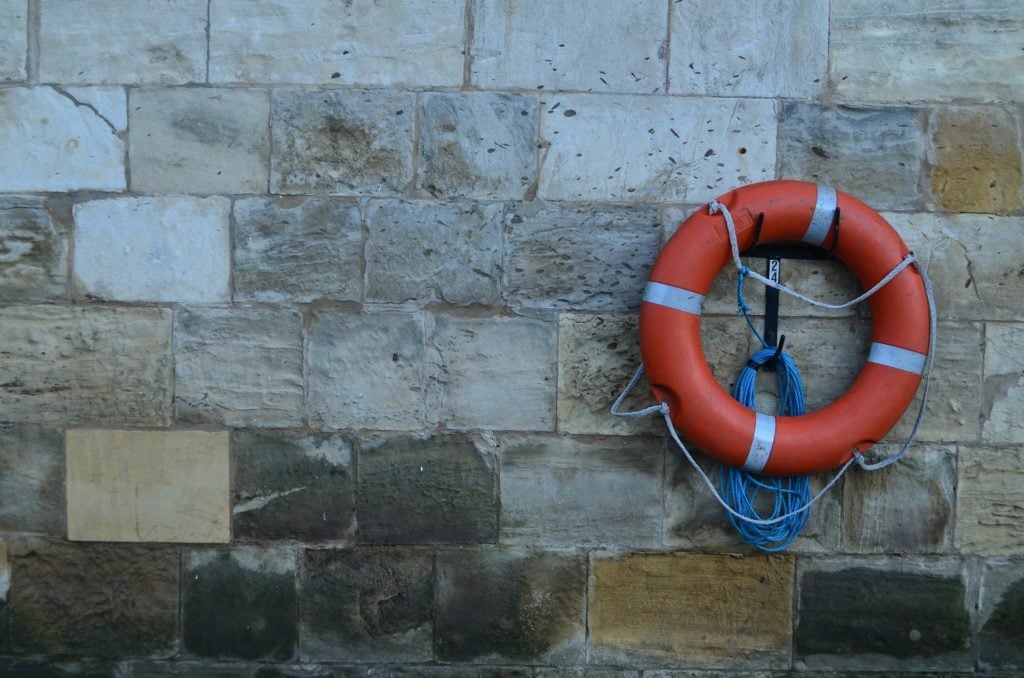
[708,200,721,215]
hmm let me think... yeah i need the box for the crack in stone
[233,486,307,514]
[51,86,118,134]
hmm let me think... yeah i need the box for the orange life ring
[639,180,930,476]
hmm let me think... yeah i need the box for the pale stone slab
[210,0,464,86]
[308,312,427,431]
[670,0,827,97]
[958,446,1024,554]
[233,197,363,303]
[271,89,415,196]
[174,308,304,428]
[982,322,1024,443]
[503,203,661,310]
[431,315,557,431]
[0,196,67,303]
[498,435,663,547]
[73,196,230,303]
[0,424,64,535]
[418,92,538,200]
[0,306,172,425]
[0,0,27,81]
[365,200,502,305]
[66,429,229,543]
[0,87,125,191]
[831,0,1024,103]
[39,0,206,84]
[471,0,665,93]
[130,88,270,194]
[62,87,127,131]
[539,95,775,202]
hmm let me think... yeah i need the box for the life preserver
[639,180,930,476]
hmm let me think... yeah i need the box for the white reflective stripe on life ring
[742,412,776,474]
[643,281,704,316]
[868,342,927,375]
[803,184,837,246]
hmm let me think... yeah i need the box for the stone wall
[0,1,1021,675]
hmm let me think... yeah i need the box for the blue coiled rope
[720,267,812,552]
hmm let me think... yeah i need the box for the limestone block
[129,88,270,194]
[271,89,414,196]
[39,0,206,84]
[66,429,229,543]
[418,92,538,200]
[980,561,1024,669]
[0,0,26,81]
[539,95,775,202]
[6,539,178,657]
[435,549,585,664]
[183,548,297,661]
[842,445,956,553]
[503,203,661,311]
[498,435,663,548]
[367,669,531,678]
[670,0,827,97]
[0,87,125,191]
[365,201,502,306]
[299,548,433,662]
[931,107,1022,214]
[0,196,67,303]
[0,424,63,535]
[983,323,1024,443]
[233,432,354,542]
[234,197,362,303]
[779,103,927,211]
[589,553,793,668]
[73,196,230,303]
[830,0,1024,103]
[174,308,304,428]
[795,558,971,671]
[307,312,427,431]
[357,434,497,545]
[471,0,665,93]
[62,86,127,131]
[0,306,172,425]
[209,0,464,86]
[431,315,556,431]
[957,446,1024,554]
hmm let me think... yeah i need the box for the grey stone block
[0,424,64,535]
[983,323,1024,444]
[0,196,67,303]
[980,561,1024,669]
[0,0,26,81]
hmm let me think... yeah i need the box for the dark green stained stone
[981,573,1024,666]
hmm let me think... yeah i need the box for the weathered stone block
[931,107,1022,214]
[842,445,955,553]
[0,424,63,535]
[0,660,119,677]
[435,549,585,664]
[129,88,270,194]
[307,312,427,431]
[0,0,26,81]
[299,548,433,662]
[271,89,414,196]
[830,0,1024,103]
[183,548,297,661]
[7,538,177,657]
[210,0,464,86]
[0,196,67,303]
[471,0,665,93]
[370,669,528,678]
[957,446,1024,555]
[233,431,354,542]
[233,197,363,303]
[418,92,537,200]
[431,315,556,431]
[0,87,125,191]
[0,306,172,425]
[174,308,304,428]
[498,435,662,548]
[73,196,230,303]
[62,86,127,131]
[539,95,775,202]
[503,202,660,311]
[980,561,1024,669]
[537,671,637,678]
[779,103,926,211]
[589,553,793,668]
[66,429,230,543]
[365,201,502,306]
[983,323,1024,443]
[670,0,827,97]
[357,434,497,545]
[795,560,971,670]
[39,0,206,84]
